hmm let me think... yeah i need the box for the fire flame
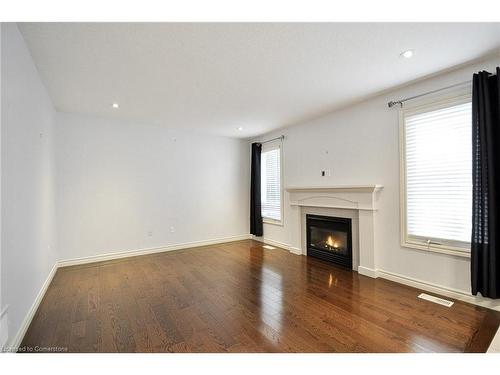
[326,235,339,248]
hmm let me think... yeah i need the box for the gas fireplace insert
[306,214,352,269]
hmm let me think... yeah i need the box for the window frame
[399,89,472,258]
[261,139,284,226]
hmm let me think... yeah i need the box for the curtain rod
[260,135,284,144]
[387,80,471,108]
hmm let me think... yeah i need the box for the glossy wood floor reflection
[22,240,500,352]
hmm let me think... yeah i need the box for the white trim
[251,236,302,255]
[286,185,383,193]
[376,269,500,311]
[251,235,289,250]
[399,91,473,258]
[263,218,285,226]
[58,234,252,267]
[290,202,377,211]
[287,186,383,212]
[6,263,58,351]
[402,238,470,258]
[357,266,378,278]
[288,246,302,255]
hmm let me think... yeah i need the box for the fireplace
[306,214,352,269]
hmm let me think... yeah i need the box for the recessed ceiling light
[112,103,119,109]
[400,50,414,59]
[237,127,244,131]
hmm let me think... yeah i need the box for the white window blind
[404,101,472,246]
[261,144,281,221]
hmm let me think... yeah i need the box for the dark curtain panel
[471,67,500,299]
[250,143,263,236]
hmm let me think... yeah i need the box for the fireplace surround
[306,214,353,268]
[286,185,383,277]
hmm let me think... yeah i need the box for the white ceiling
[19,23,500,138]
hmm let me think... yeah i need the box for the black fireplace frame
[306,214,353,269]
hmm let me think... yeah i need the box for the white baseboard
[58,234,252,267]
[6,263,58,351]
[376,269,500,311]
[251,236,303,255]
[357,266,378,278]
[288,246,303,255]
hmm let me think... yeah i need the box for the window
[400,93,472,257]
[261,141,282,224]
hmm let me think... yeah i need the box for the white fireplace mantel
[286,184,383,278]
[286,184,383,211]
[286,184,383,193]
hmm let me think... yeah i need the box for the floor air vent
[418,293,454,307]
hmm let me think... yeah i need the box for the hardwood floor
[21,240,500,353]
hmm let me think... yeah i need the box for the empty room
[2,2,500,370]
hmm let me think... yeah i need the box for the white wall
[1,23,58,347]
[256,55,500,295]
[56,112,249,261]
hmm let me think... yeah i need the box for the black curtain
[471,67,500,299]
[250,143,263,236]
